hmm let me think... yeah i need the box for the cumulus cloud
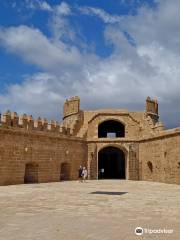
[120,0,180,53]
[0,25,82,71]
[0,73,65,118]
[0,0,180,128]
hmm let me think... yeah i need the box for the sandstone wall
[87,112,141,139]
[63,96,80,118]
[0,128,87,185]
[139,130,180,184]
[76,110,164,140]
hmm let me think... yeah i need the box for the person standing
[82,167,88,182]
[101,168,104,178]
[78,166,83,182]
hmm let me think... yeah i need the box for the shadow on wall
[147,161,153,173]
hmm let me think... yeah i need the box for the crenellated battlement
[0,110,73,136]
[0,97,180,186]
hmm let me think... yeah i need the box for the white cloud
[79,6,122,24]
[0,0,180,127]
[39,1,52,11]
[0,73,65,118]
[25,0,71,15]
[56,2,71,16]
[24,1,75,47]
[25,0,53,12]
[49,2,75,43]
[0,25,82,71]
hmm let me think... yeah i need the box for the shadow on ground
[90,191,128,196]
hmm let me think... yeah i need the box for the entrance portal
[98,147,125,179]
[24,163,39,183]
[60,163,71,180]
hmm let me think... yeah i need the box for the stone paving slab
[0,180,180,240]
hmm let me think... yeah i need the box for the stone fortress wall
[0,109,87,185]
[63,96,180,184]
[0,96,180,185]
[139,129,180,184]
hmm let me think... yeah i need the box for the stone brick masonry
[0,96,179,185]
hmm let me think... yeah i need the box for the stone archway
[98,146,126,179]
[98,120,125,138]
[24,163,39,183]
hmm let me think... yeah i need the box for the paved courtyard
[0,180,179,240]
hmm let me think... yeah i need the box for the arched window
[98,120,125,138]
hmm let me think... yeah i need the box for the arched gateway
[98,146,126,179]
[60,162,71,180]
[24,163,39,183]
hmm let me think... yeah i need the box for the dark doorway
[24,163,38,183]
[60,163,71,180]
[98,120,125,138]
[98,147,126,179]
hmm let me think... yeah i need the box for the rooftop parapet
[11,112,19,127]
[42,118,48,130]
[1,110,11,126]
[0,110,75,137]
[27,115,34,130]
[47,120,60,131]
[19,114,28,128]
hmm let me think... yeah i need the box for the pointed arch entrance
[98,146,126,179]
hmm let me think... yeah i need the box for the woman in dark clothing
[78,166,83,182]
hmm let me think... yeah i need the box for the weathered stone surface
[0,96,180,185]
[0,128,87,185]
[0,180,179,240]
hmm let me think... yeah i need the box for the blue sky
[0,0,180,128]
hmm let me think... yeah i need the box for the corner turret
[146,96,159,123]
[63,96,80,119]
